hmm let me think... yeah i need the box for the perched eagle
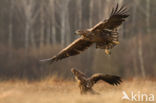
[71,68,122,94]
[40,4,129,63]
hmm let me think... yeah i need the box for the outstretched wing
[90,73,122,86]
[92,4,129,31]
[40,37,93,63]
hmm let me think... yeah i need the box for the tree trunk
[46,22,51,45]
[25,22,30,52]
[77,0,82,28]
[138,34,146,78]
[60,0,70,46]
[51,0,56,45]
[66,10,71,45]
[40,1,45,47]
[8,0,13,58]
[146,0,151,35]
[98,0,102,20]
[30,31,36,48]
[132,37,139,76]
[89,0,93,27]
[17,0,36,52]
[61,9,66,46]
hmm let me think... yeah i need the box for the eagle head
[71,68,77,75]
[74,30,86,36]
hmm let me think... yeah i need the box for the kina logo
[122,91,155,102]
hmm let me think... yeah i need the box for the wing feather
[40,37,92,63]
[92,4,129,31]
[90,74,122,86]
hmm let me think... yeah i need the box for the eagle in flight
[40,4,129,63]
[71,68,122,94]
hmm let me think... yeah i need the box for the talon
[112,41,120,45]
[105,49,111,55]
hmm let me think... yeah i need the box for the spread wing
[90,73,122,86]
[92,4,129,31]
[40,37,93,63]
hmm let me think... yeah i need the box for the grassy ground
[0,78,156,103]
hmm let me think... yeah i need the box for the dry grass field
[0,78,156,103]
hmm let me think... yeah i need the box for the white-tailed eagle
[40,4,129,63]
[71,68,122,94]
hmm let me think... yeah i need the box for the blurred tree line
[0,0,156,80]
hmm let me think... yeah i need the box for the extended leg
[105,49,111,55]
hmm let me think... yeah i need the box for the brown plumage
[40,4,129,63]
[71,68,122,94]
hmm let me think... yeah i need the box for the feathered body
[40,4,129,63]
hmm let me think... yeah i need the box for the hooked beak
[71,68,75,73]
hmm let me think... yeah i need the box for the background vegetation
[0,79,155,103]
[0,0,156,80]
